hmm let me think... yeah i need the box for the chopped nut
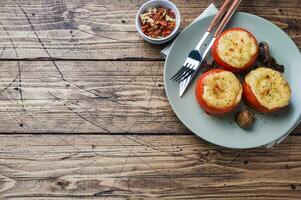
[139,6,176,39]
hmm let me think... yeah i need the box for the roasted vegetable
[212,28,259,72]
[195,69,242,115]
[258,42,284,73]
[258,42,270,63]
[242,67,290,113]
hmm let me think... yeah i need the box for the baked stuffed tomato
[195,69,242,115]
[243,67,291,113]
[212,28,259,72]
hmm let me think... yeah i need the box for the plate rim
[164,12,301,149]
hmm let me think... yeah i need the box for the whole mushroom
[236,109,255,129]
[258,42,270,63]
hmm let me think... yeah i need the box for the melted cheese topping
[245,68,291,110]
[202,71,242,109]
[217,30,257,68]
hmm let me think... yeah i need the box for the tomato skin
[195,69,240,115]
[242,82,280,113]
[211,28,259,73]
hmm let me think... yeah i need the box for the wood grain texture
[0,60,299,134]
[0,134,300,199]
[0,1,300,199]
[0,60,185,133]
[0,0,299,60]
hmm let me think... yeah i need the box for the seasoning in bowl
[140,7,176,39]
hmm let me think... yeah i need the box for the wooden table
[0,0,300,199]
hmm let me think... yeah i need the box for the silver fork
[170,0,232,83]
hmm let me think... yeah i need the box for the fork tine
[176,68,193,82]
[174,64,192,82]
[170,66,187,80]
[177,68,195,83]
[171,62,189,80]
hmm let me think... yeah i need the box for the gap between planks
[0,58,165,62]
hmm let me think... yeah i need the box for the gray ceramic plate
[164,12,301,149]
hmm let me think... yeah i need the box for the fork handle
[207,0,233,32]
[213,0,241,38]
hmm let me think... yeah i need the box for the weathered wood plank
[0,60,299,134]
[0,60,185,133]
[0,134,300,199]
[0,0,299,60]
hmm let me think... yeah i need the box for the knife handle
[207,0,232,32]
[214,0,241,38]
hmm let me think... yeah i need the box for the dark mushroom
[258,42,270,63]
[236,109,255,129]
[266,57,284,73]
[258,42,285,73]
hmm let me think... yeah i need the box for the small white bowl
[135,0,181,45]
